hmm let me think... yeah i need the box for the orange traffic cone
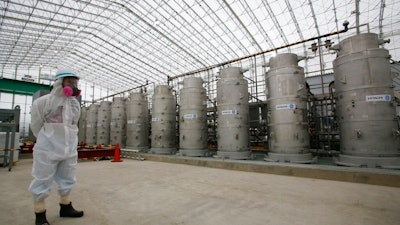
[111,143,123,162]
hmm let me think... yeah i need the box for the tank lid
[128,92,146,101]
[112,96,125,103]
[219,67,242,79]
[336,33,380,56]
[155,85,172,95]
[183,77,203,88]
[269,53,298,69]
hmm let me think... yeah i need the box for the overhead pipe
[93,81,150,102]
[355,0,360,34]
[170,21,349,81]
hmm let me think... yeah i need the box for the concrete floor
[1,157,400,225]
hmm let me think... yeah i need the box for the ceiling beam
[222,0,262,52]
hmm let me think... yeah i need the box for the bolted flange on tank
[149,85,177,155]
[78,105,87,144]
[216,67,251,160]
[264,53,316,164]
[85,103,99,146]
[96,101,112,146]
[332,33,400,169]
[125,92,149,151]
[110,97,127,148]
[179,77,208,156]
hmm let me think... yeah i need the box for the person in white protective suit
[29,68,83,225]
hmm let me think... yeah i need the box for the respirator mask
[63,84,81,97]
[61,77,81,97]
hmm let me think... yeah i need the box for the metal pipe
[317,38,325,97]
[254,56,258,101]
[92,85,95,103]
[171,21,349,81]
[356,0,360,34]
[93,82,149,102]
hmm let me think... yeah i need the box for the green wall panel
[0,78,50,95]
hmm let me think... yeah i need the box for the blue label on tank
[184,114,198,119]
[366,95,391,102]
[276,103,296,110]
[222,109,237,115]
[127,120,136,124]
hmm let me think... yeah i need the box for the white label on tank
[184,114,198,119]
[365,95,391,102]
[222,109,238,115]
[127,120,136,124]
[152,117,160,122]
[276,103,296,110]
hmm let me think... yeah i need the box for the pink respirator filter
[63,86,81,97]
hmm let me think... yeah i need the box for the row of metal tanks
[78,33,400,169]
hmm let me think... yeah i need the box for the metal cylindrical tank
[110,97,126,147]
[85,104,99,146]
[126,92,149,151]
[96,101,111,146]
[78,106,87,144]
[265,53,313,163]
[333,33,400,168]
[216,67,250,159]
[149,85,177,154]
[179,77,208,156]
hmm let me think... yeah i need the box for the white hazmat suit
[29,78,81,202]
